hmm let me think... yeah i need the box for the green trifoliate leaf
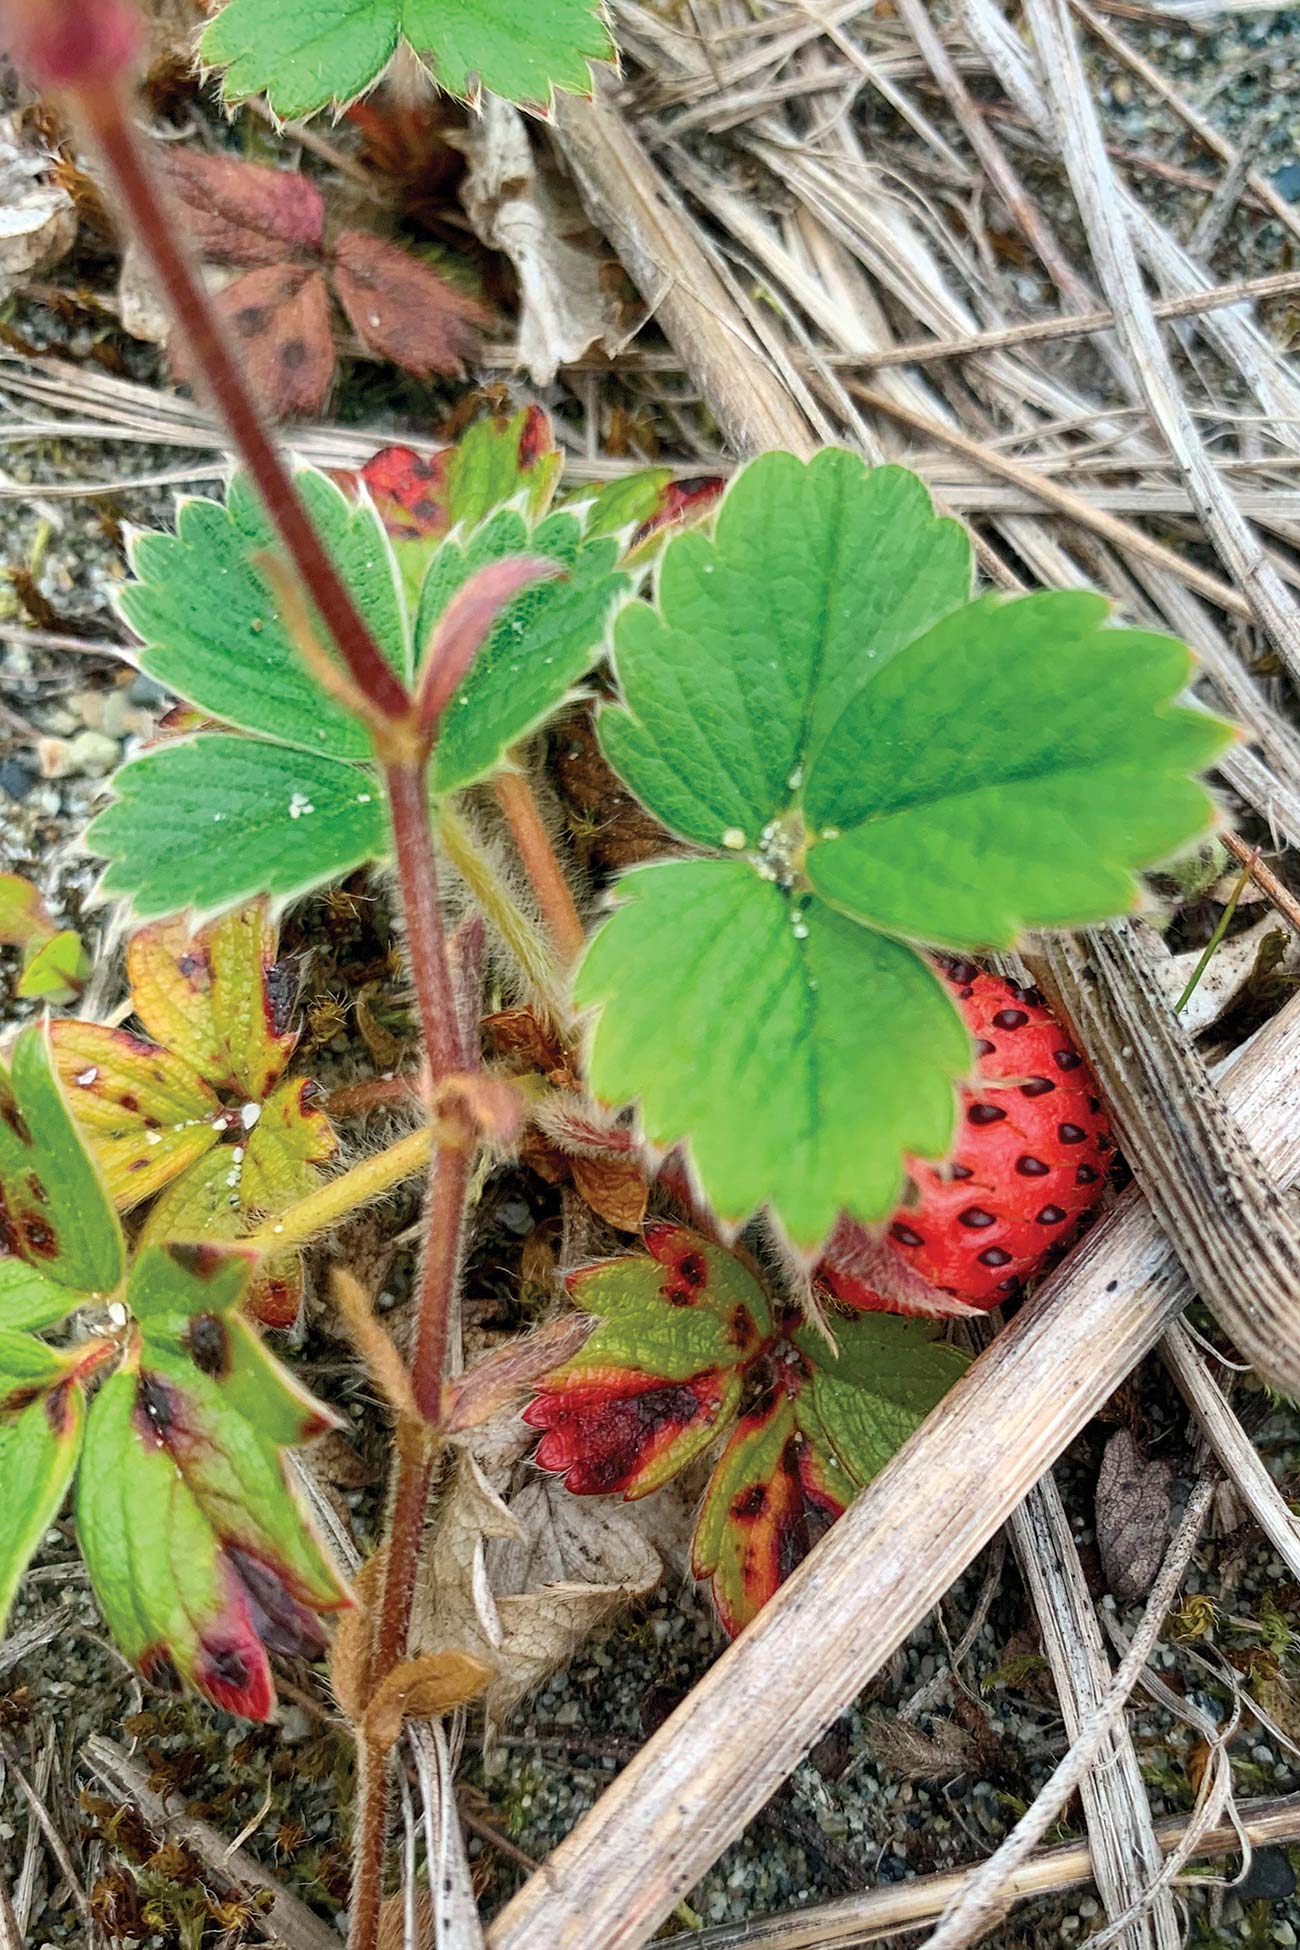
[87,736,386,921]
[582,448,1233,1247]
[598,453,971,853]
[575,860,968,1246]
[803,592,1233,950]
[0,1024,124,1302]
[120,470,409,761]
[795,1313,968,1486]
[201,0,615,119]
[418,507,628,795]
[93,465,627,922]
[0,1334,88,1632]
[78,1246,347,1720]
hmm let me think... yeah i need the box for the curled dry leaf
[459,96,618,385]
[0,114,77,301]
[332,229,484,378]
[411,1412,660,1723]
[1095,1426,1178,1605]
[442,1315,596,1435]
[361,1650,492,1752]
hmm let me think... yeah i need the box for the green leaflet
[562,1225,772,1380]
[418,508,628,795]
[599,454,972,853]
[91,467,628,921]
[122,471,408,761]
[580,448,1234,1248]
[575,859,968,1246]
[88,736,386,921]
[201,0,615,118]
[803,592,1231,950]
[0,1336,86,1632]
[0,1259,82,1331]
[794,1313,968,1485]
[0,1024,125,1301]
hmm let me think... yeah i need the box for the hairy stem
[438,799,570,1025]
[79,82,409,725]
[494,766,587,966]
[348,1735,393,1950]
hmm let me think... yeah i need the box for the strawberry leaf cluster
[526,1224,966,1635]
[156,146,483,421]
[0,1026,346,1717]
[200,0,616,120]
[87,425,631,919]
[576,449,1233,1250]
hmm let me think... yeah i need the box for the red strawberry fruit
[821,962,1112,1315]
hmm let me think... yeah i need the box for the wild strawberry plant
[0,1024,347,1711]
[200,0,616,120]
[525,1224,967,1635]
[49,900,336,1327]
[576,450,1233,1249]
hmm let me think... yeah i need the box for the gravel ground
[8,12,1300,1947]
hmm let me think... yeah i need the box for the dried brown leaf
[158,147,325,266]
[1095,1427,1177,1605]
[332,229,484,378]
[362,1650,491,1752]
[443,1317,595,1434]
[570,1153,648,1232]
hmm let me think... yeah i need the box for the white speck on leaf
[74,1066,98,1086]
[721,828,746,850]
[288,793,315,819]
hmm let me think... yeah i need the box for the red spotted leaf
[76,1244,347,1720]
[352,406,561,545]
[526,1229,967,1636]
[525,1225,771,1498]
[332,230,484,378]
[691,1387,846,1638]
[525,1367,740,1499]
[158,147,326,267]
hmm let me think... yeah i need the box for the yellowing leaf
[129,900,296,1102]
[50,1023,221,1208]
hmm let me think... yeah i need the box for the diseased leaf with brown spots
[523,1225,769,1498]
[692,1387,846,1638]
[526,1227,967,1635]
[76,1242,348,1721]
[332,229,484,377]
[158,147,325,266]
[184,265,335,421]
[49,1025,222,1208]
[0,1023,124,1306]
[52,902,334,1327]
[0,1331,108,1632]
